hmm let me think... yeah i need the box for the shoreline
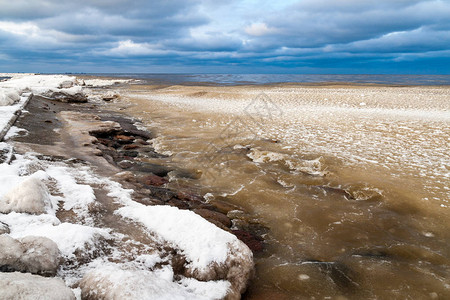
[0,74,256,299]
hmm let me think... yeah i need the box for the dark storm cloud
[0,0,449,73]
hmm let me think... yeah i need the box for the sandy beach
[0,74,449,299]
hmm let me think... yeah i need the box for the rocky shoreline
[0,75,260,299]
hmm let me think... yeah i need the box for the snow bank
[0,152,110,261]
[118,204,237,270]
[83,78,132,87]
[118,204,253,297]
[80,264,230,300]
[0,272,75,300]
[0,74,76,92]
[0,212,110,260]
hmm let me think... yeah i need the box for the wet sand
[114,83,450,299]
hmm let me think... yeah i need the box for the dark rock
[117,160,133,169]
[140,148,166,158]
[186,199,214,210]
[147,186,177,202]
[138,174,168,187]
[97,138,113,147]
[167,198,190,209]
[131,162,172,177]
[0,221,9,234]
[47,91,87,103]
[118,150,139,158]
[232,230,264,253]
[123,129,153,140]
[176,191,204,203]
[101,147,119,160]
[194,208,232,228]
[123,144,140,150]
[115,134,134,144]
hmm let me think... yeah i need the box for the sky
[0,0,449,74]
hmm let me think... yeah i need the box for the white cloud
[0,21,88,45]
[245,23,277,37]
[105,40,165,56]
[0,21,40,37]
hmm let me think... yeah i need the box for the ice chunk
[0,176,53,214]
[0,272,75,300]
[19,236,61,276]
[0,89,20,106]
[0,235,60,276]
[0,235,23,269]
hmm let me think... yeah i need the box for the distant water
[89,73,450,86]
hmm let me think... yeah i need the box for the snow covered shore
[0,74,253,299]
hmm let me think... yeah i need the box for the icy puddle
[120,84,450,299]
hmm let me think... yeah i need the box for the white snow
[83,78,132,87]
[118,204,239,270]
[178,277,231,299]
[3,126,27,140]
[0,175,53,214]
[46,165,96,223]
[80,264,230,300]
[0,212,110,260]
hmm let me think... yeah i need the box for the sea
[86,73,450,86]
[105,74,450,299]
